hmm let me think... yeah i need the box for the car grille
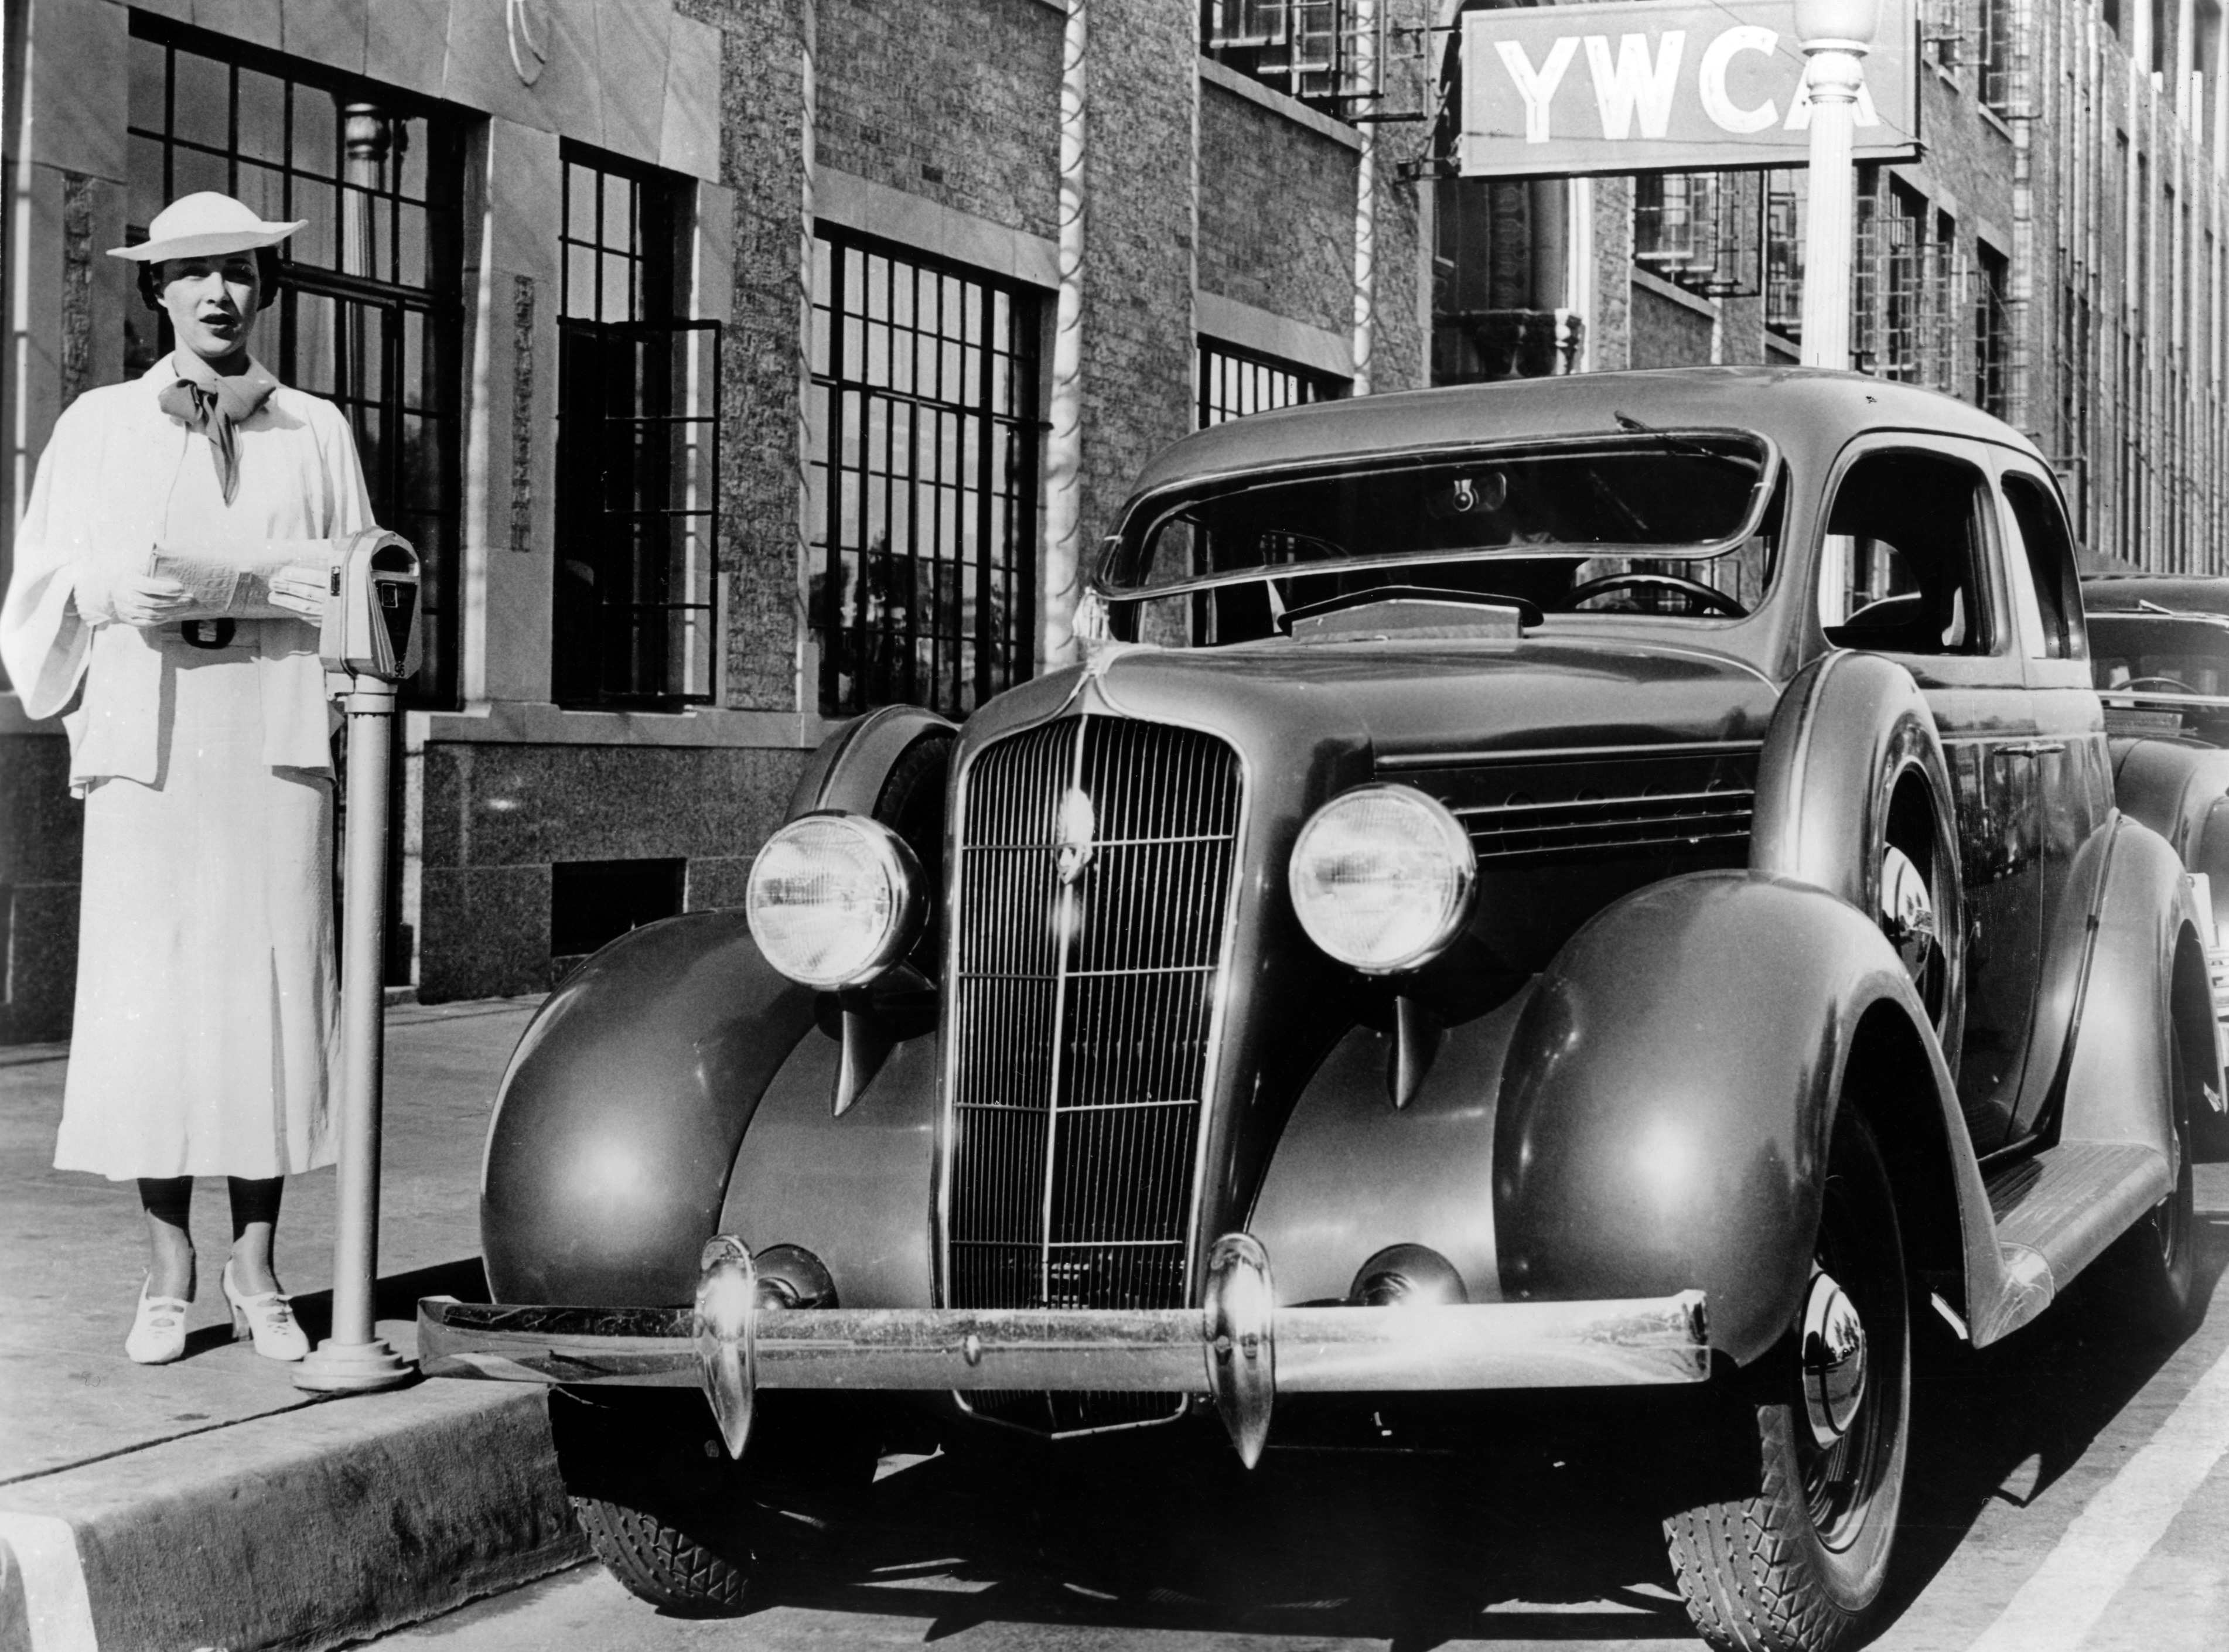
[1454,786,1755,861]
[943,715,1242,1434]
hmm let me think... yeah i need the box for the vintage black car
[2079,572,2229,1060]
[422,367,2221,1652]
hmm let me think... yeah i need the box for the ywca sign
[1459,0,1919,178]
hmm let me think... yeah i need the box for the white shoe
[223,1260,308,1361]
[125,1278,190,1364]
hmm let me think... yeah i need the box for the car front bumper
[419,1234,1710,1462]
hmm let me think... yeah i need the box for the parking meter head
[320,529,422,682]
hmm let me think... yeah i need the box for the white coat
[0,358,374,1179]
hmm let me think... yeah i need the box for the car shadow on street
[1871,1209,2229,1632]
[757,1408,1705,1646]
[735,1218,2229,1648]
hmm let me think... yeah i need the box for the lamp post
[1795,0,1880,369]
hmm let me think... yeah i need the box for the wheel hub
[1800,1269,1868,1449]
[1879,845,1938,987]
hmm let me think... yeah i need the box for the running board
[1968,1141,2172,1347]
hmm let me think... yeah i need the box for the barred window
[127,15,465,706]
[551,146,718,708]
[809,233,1042,719]
[1634,172,1760,299]
[1975,243,2010,417]
[1197,340,1337,428]
[1764,169,1805,343]
[1977,0,2013,111]
[1202,1,1376,112]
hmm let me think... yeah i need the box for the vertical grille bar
[944,716,1242,1433]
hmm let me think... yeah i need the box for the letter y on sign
[1496,36,1581,143]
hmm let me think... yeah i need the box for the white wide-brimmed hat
[107,192,306,263]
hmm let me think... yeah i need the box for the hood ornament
[1055,787,1097,886]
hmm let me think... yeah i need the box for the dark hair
[135,245,286,313]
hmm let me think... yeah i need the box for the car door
[1994,455,2116,1141]
[1817,437,2043,1154]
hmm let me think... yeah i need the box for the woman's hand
[263,564,332,621]
[103,574,198,628]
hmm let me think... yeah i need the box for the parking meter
[297,526,418,1392]
[318,528,422,682]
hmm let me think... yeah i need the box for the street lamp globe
[1793,0,1880,47]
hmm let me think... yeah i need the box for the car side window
[1817,450,1995,657]
[1999,472,2085,660]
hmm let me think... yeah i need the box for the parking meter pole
[295,675,412,1392]
[1795,0,1878,370]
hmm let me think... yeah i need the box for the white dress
[0,358,374,1179]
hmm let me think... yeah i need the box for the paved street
[373,1172,2229,1652]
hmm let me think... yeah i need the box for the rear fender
[2054,814,2208,1155]
[1491,871,1992,1366]
[480,912,817,1306]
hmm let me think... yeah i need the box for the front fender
[714,1015,939,1309]
[1492,872,1944,1365]
[1250,988,1532,1308]
[480,912,817,1306]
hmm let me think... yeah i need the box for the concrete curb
[0,1380,586,1652]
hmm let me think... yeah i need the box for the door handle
[1999,740,2067,757]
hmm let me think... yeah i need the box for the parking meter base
[293,1337,414,1392]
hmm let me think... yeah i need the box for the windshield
[2090,615,2229,697]
[1097,435,1780,647]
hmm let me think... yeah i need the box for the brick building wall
[1197,83,1357,336]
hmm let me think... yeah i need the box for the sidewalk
[0,997,588,1650]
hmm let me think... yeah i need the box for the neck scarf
[156,354,279,506]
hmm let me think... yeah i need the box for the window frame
[809,227,1045,721]
[125,12,467,709]
[1196,337,1340,428]
[549,143,718,711]
[1814,438,2014,673]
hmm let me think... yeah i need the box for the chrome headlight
[1288,784,1475,974]
[745,813,924,989]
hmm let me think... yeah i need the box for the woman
[0,193,375,1363]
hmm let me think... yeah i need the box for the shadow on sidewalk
[177,1257,492,1360]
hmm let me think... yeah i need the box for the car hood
[969,634,1781,763]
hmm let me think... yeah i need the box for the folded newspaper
[148,540,340,622]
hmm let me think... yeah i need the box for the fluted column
[1794,0,1876,369]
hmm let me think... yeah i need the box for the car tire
[1664,1112,1911,1652]
[574,1495,754,1616]
[2093,1030,2200,1337]
[556,1391,879,1617]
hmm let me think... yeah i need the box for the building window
[127,15,465,707]
[1764,169,1805,345]
[809,233,1041,720]
[1858,178,1960,392]
[1975,243,2010,417]
[552,146,719,709]
[1977,0,2013,111]
[1634,173,1760,299]
[1197,340,1337,428]
[1202,1,1377,112]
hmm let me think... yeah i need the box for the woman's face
[158,252,261,363]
